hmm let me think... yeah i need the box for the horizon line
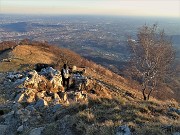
[1,13,179,19]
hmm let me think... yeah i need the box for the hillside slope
[0,42,179,135]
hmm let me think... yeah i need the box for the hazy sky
[0,0,180,17]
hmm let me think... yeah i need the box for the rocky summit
[0,43,179,135]
[0,66,94,135]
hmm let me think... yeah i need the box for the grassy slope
[0,43,179,134]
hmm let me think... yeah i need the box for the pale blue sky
[0,0,180,17]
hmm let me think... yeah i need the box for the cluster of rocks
[7,67,66,106]
[0,67,91,135]
[6,67,91,106]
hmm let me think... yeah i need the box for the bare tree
[128,24,175,100]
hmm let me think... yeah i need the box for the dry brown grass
[12,45,55,64]
[0,41,179,134]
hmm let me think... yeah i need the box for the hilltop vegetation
[0,41,179,135]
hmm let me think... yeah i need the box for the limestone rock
[15,93,25,103]
[17,125,24,133]
[16,109,31,123]
[36,92,45,100]
[24,70,43,89]
[7,73,23,81]
[34,99,48,109]
[72,74,89,91]
[50,75,62,88]
[14,77,29,85]
[15,88,36,103]
[115,125,131,135]
[53,104,61,113]
[40,67,61,77]
[26,105,36,112]
[12,103,23,111]
[29,127,44,135]
[3,111,15,124]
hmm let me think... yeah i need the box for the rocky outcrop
[71,73,90,91]
[0,67,93,135]
[7,67,67,106]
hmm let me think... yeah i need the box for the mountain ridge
[0,41,179,135]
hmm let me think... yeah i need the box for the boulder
[7,73,23,81]
[15,88,36,103]
[29,127,44,135]
[115,125,131,135]
[15,93,25,103]
[14,77,29,85]
[40,67,60,77]
[26,105,36,112]
[53,104,61,113]
[17,125,24,133]
[34,99,48,109]
[72,74,89,91]
[12,103,23,111]
[50,75,62,89]
[24,70,42,89]
[3,111,15,124]
[16,109,31,123]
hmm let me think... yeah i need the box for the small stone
[17,125,24,133]
[34,99,48,109]
[115,125,131,135]
[53,104,61,113]
[26,105,36,112]
[176,109,180,114]
[15,93,25,103]
[12,103,23,111]
[29,127,44,135]
[3,111,14,124]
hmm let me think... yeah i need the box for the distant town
[0,14,180,73]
